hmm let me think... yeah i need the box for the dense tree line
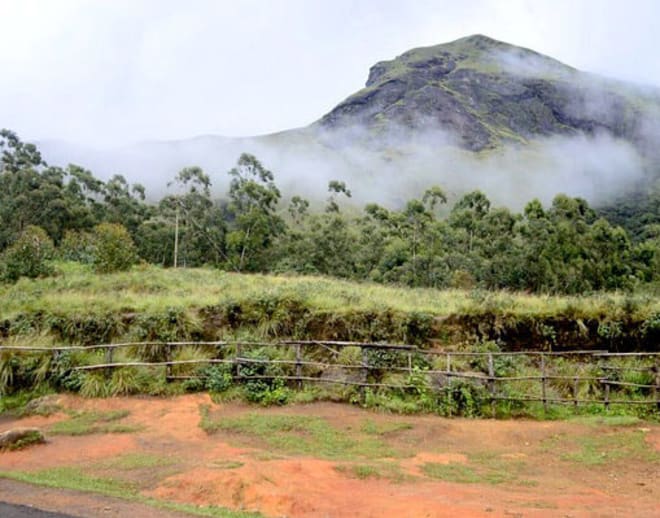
[1,129,658,293]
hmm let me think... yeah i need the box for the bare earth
[0,394,658,518]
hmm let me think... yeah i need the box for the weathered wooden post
[360,346,369,403]
[295,343,303,390]
[603,380,610,412]
[104,347,114,379]
[653,361,659,412]
[573,376,579,409]
[235,342,243,381]
[488,352,496,418]
[601,355,610,412]
[165,343,173,383]
[540,354,548,413]
[446,353,452,417]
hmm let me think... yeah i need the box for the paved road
[0,502,77,518]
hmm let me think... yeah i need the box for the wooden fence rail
[2,340,658,412]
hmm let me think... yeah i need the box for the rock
[0,427,46,450]
[23,395,62,416]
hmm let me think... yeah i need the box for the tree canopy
[1,129,658,294]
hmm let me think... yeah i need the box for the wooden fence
[2,340,659,412]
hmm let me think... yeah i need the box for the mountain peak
[365,34,570,88]
[319,35,649,151]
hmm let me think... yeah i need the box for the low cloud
[38,122,649,211]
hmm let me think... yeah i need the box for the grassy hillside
[1,263,658,350]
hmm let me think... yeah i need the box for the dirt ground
[0,394,658,518]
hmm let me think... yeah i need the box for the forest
[1,129,659,295]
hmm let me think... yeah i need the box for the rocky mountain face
[318,35,660,153]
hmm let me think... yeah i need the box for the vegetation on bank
[1,263,659,349]
[3,262,659,320]
[0,265,657,421]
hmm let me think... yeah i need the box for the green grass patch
[2,264,657,323]
[422,452,535,486]
[561,430,660,466]
[199,405,403,460]
[0,389,55,416]
[1,467,136,498]
[334,461,408,482]
[49,410,140,436]
[571,415,643,427]
[0,468,261,517]
[95,453,175,470]
[335,463,381,479]
[422,462,483,483]
[360,419,414,436]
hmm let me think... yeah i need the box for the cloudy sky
[1,0,659,147]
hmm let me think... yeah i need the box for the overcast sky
[1,0,659,147]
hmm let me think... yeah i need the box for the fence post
[446,353,452,417]
[360,346,369,403]
[573,376,579,409]
[604,380,610,412]
[487,352,496,418]
[654,362,660,412]
[104,347,114,379]
[235,343,243,381]
[295,343,303,390]
[165,343,173,383]
[601,355,610,412]
[540,354,548,413]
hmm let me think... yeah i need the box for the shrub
[204,364,233,393]
[239,347,290,405]
[450,269,476,289]
[91,223,138,273]
[59,230,95,264]
[0,225,54,282]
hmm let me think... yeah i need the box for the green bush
[91,223,138,273]
[204,364,233,393]
[59,230,95,264]
[0,225,54,282]
[239,347,291,405]
[244,378,290,405]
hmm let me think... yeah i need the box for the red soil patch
[0,395,658,518]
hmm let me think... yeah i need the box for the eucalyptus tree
[226,153,284,272]
[164,166,225,267]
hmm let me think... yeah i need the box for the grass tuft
[95,452,175,470]
[561,430,659,466]
[49,410,139,436]
[199,405,404,460]
[360,419,414,435]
